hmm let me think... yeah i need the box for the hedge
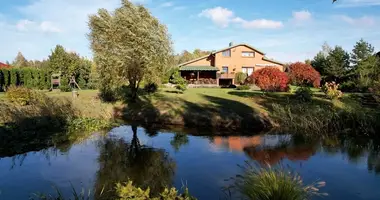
[0,68,51,91]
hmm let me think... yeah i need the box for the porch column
[197,71,199,84]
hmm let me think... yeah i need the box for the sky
[0,0,380,63]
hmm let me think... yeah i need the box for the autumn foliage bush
[289,62,321,88]
[250,67,289,92]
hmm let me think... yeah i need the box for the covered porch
[179,66,219,85]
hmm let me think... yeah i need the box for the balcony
[218,72,235,79]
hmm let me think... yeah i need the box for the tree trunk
[129,80,140,102]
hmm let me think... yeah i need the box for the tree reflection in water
[94,126,176,199]
[170,134,189,152]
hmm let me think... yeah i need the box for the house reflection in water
[212,135,318,165]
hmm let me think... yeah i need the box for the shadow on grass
[164,90,183,94]
[228,91,334,112]
[114,92,272,135]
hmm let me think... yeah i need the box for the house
[0,62,11,69]
[178,43,284,85]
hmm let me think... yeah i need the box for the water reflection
[211,134,380,170]
[94,126,176,199]
[170,134,189,152]
[0,125,380,199]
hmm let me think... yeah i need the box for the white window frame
[242,67,254,76]
[222,66,229,73]
[222,50,231,57]
[241,51,255,57]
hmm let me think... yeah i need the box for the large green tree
[357,55,380,88]
[311,52,328,76]
[351,39,375,68]
[12,52,29,68]
[311,42,332,80]
[88,0,172,101]
[326,46,350,82]
[48,45,92,88]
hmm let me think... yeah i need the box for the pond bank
[116,88,380,137]
[1,88,379,137]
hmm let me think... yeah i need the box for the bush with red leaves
[289,62,321,88]
[249,67,289,92]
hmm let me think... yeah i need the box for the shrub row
[0,68,50,91]
[247,63,321,92]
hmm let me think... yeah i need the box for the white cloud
[16,19,61,33]
[16,19,35,31]
[199,7,234,28]
[160,2,173,7]
[292,10,312,22]
[240,19,283,29]
[338,15,376,26]
[0,0,121,61]
[199,7,283,29]
[40,21,61,33]
[337,0,380,7]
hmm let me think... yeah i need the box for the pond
[0,125,379,199]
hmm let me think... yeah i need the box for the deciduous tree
[289,62,321,88]
[88,0,172,101]
[12,52,29,68]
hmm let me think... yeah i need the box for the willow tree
[88,0,172,101]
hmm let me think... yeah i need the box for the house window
[222,50,231,57]
[242,51,255,57]
[242,67,254,76]
[222,66,229,73]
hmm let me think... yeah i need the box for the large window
[222,50,231,57]
[222,66,229,73]
[242,67,254,76]
[242,51,255,57]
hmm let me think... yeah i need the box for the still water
[0,125,379,199]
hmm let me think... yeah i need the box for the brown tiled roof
[179,43,283,67]
[0,62,11,68]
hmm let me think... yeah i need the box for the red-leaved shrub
[250,67,289,92]
[289,62,321,88]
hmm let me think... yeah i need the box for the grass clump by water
[226,162,327,200]
[117,181,196,200]
[31,181,196,200]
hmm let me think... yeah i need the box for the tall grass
[0,87,112,133]
[271,101,380,137]
[226,162,327,200]
[30,184,95,200]
[30,181,195,200]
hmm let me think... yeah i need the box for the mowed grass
[159,88,265,112]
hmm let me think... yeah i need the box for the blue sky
[0,0,379,63]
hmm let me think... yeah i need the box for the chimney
[229,42,234,47]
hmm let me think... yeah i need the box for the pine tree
[326,46,350,82]
[311,52,328,77]
[351,39,375,68]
